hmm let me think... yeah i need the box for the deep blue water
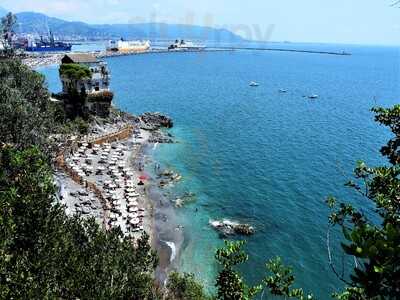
[41,43,400,298]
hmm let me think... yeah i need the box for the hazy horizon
[2,0,400,46]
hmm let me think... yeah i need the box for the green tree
[166,272,210,300]
[0,59,88,154]
[0,146,158,299]
[0,59,57,153]
[325,105,400,299]
[215,241,262,300]
[59,63,91,80]
[264,257,313,300]
[0,12,17,55]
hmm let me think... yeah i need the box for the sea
[40,41,400,299]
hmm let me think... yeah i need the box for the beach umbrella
[139,175,149,181]
[127,201,138,207]
[128,206,138,212]
[113,202,121,208]
[128,213,138,219]
[127,192,139,197]
[129,218,140,225]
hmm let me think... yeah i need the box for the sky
[1,0,400,45]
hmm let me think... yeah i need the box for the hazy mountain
[14,11,244,42]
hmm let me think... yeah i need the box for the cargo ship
[107,39,151,52]
[25,32,72,52]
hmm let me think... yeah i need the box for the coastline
[22,48,233,69]
[54,110,181,284]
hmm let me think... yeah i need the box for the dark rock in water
[210,219,255,237]
[234,224,255,235]
[149,131,174,143]
[139,112,173,130]
[161,169,174,177]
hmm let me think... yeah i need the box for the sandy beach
[56,122,155,242]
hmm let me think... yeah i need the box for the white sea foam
[164,240,176,263]
[210,219,239,228]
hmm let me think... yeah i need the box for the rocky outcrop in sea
[210,219,255,237]
[139,112,173,130]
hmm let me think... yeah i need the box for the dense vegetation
[59,63,91,81]
[0,59,60,153]
[0,12,16,56]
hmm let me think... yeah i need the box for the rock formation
[210,219,255,237]
[139,112,173,130]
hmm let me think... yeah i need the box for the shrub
[59,63,91,80]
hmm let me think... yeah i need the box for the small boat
[308,94,319,99]
[279,89,287,93]
[249,81,259,87]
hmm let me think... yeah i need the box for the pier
[212,46,351,56]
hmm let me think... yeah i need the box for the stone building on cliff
[59,53,113,118]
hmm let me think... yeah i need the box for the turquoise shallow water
[41,43,399,298]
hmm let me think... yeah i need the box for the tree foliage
[59,63,91,81]
[0,59,55,151]
[0,59,91,154]
[215,241,262,300]
[0,146,158,299]
[264,257,313,300]
[326,106,400,299]
[166,272,210,300]
[0,12,16,55]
